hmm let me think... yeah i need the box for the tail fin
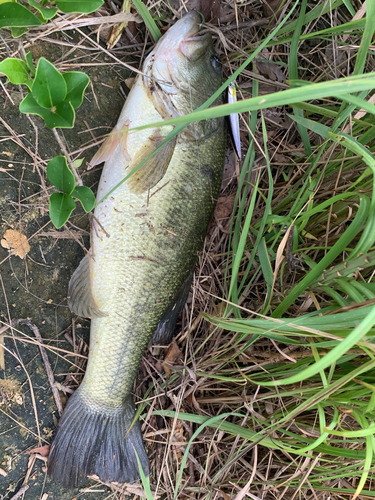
[48,390,149,488]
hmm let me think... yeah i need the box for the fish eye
[210,55,222,74]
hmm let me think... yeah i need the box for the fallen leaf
[215,195,236,221]
[162,340,182,379]
[0,467,7,477]
[219,491,231,500]
[1,150,14,158]
[1,229,30,259]
[171,419,186,462]
[256,61,285,83]
[26,445,50,457]
[263,0,284,17]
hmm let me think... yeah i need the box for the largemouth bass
[48,11,225,488]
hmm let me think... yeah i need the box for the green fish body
[48,11,225,488]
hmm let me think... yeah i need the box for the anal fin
[68,254,107,318]
[152,269,193,345]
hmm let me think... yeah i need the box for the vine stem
[52,128,83,186]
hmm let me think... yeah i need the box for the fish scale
[48,11,225,488]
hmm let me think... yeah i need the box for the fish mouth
[147,12,211,95]
[156,11,202,49]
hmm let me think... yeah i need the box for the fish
[47,11,226,488]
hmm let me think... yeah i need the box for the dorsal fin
[68,254,107,318]
[127,133,176,194]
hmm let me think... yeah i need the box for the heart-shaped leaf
[0,3,42,27]
[32,58,67,108]
[71,186,96,212]
[55,0,103,13]
[63,71,90,109]
[20,94,75,128]
[49,193,76,229]
[0,58,32,89]
[47,156,75,195]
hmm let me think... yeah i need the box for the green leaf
[47,156,75,195]
[0,2,42,27]
[134,450,155,500]
[32,58,67,108]
[0,58,30,87]
[28,0,57,19]
[71,186,95,212]
[63,71,90,109]
[289,114,330,138]
[25,52,35,75]
[11,26,28,37]
[49,193,76,229]
[261,306,375,387]
[73,158,84,168]
[55,0,103,13]
[19,93,75,128]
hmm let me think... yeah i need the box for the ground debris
[1,229,30,259]
[162,340,183,379]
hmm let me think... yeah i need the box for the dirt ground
[0,32,131,499]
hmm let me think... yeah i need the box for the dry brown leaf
[1,229,30,259]
[215,195,236,221]
[273,153,290,163]
[162,340,182,379]
[219,491,231,500]
[0,467,7,477]
[256,61,285,83]
[262,0,284,17]
[25,445,50,457]
[171,419,186,462]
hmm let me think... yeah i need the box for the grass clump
[142,1,375,499]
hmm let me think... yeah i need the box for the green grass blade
[131,0,161,42]
[273,194,369,316]
[129,74,375,132]
[257,306,375,386]
[352,0,375,76]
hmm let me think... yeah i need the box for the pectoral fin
[88,121,131,170]
[68,254,107,318]
[127,133,176,194]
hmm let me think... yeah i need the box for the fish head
[144,11,223,120]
